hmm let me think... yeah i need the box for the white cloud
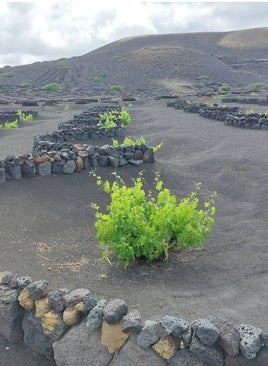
[1,1,268,67]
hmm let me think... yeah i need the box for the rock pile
[0,271,267,365]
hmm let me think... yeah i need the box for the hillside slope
[1,27,268,99]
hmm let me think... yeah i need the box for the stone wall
[0,104,155,185]
[167,99,268,130]
[0,271,267,365]
[0,110,38,126]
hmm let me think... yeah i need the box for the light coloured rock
[239,324,262,359]
[18,287,34,311]
[41,310,62,336]
[35,296,51,318]
[77,150,88,158]
[75,156,84,171]
[63,307,81,326]
[152,336,180,360]
[75,301,87,313]
[101,319,130,353]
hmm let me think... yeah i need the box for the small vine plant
[90,171,216,268]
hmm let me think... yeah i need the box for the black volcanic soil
[0,97,268,365]
[1,28,268,364]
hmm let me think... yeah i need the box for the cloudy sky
[1,1,268,67]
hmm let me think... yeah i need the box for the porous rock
[208,315,240,357]
[85,299,107,332]
[103,298,128,324]
[160,315,190,338]
[27,280,49,301]
[63,288,90,307]
[189,334,223,366]
[53,321,112,366]
[238,324,262,359]
[137,320,161,349]
[81,293,97,312]
[48,288,70,312]
[122,309,142,333]
[0,271,13,285]
[10,275,32,290]
[192,319,220,346]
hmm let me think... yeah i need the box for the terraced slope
[0,27,268,99]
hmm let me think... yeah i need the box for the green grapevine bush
[90,172,216,267]
[98,108,131,129]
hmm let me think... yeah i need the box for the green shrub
[90,172,216,267]
[109,85,124,92]
[197,75,209,81]
[120,107,131,126]
[90,76,101,83]
[0,72,16,77]
[41,83,62,92]
[98,108,131,129]
[17,109,33,121]
[64,104,70,111]
[18,82,32,88]
[4,120,18,128]
[122,136,146,146]
[218,83,232,93]
[115,55,129,62]
[112,137,163,152]
[245,108,255,115]
[217,54,229,60]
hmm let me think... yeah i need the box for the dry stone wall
[0,110,38,126]
[167,99,268,130]
[0,271,267,365]
[0,104,155,185]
